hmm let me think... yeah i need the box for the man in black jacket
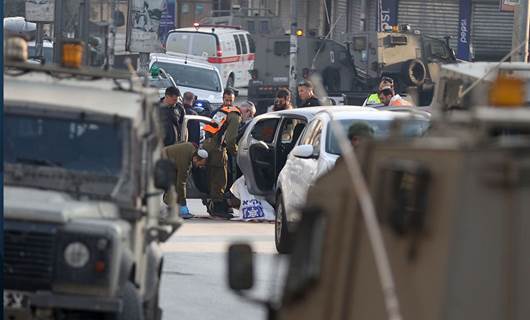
[297,80,321,108]
[182,91,201,145]
[159,86,185,146]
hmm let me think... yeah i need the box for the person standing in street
[162,142,208,219]
[268,88,294,112]
[159,86,185,146]
[203,88,242,219]
[182,91,201,145]
[297,80,321,108]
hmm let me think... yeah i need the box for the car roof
[319,108,429,121]
[4,72,154,120]
[171,27,246,34]
[150,53,218,71]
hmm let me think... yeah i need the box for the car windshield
[152,61,222,92]
[4,113,124,176]
[326,118,430,155]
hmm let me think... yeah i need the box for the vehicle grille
[4,222,57,291]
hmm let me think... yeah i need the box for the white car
[150,53,224,108]
[274,108,431,253]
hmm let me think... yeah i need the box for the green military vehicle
[226,62,530,319]
[346,26,457,106]
[3,41,180,320]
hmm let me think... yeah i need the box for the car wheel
[226,74,235,89]
[113,281,145,320]
[275,192,292,254]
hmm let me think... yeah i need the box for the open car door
[180,115,213,199]
[238,116,281,196]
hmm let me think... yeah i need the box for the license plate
[3,290,30,309]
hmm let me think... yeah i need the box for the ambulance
[164,24,255,88]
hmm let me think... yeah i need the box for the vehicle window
[246,34,256,53]
[300,119,322,145]
[424,37,451,61]
[274,41,290,56]
[148,77,173,89]
[250,118,279,143]
[247,21,256,34]
[28,45,53,62]
[310,125,322,152]
[4,113,124,176]
[280,119,306,144]
[325,119,430,155]
[152,61,222,92]
[233,35,242,55]
[238,34,248,54]
[259,20,270,33]
[166,32,216,57]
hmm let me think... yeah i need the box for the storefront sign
[128,0,165,53]
[457,0,472,61]
[378,0,398,31]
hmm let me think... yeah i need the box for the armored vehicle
[226,62,530,319]
[345,27,457,106]
[203,9,356,113]
[3,44,179,320]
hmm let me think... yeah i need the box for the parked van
[150,53,224,107]
[164,25,255,88]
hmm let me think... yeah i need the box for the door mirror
[227,244,254,291]
[292,144,315,158]
[113,10,125,27]
[154,159,176,191]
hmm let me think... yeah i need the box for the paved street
[160,200,286,320]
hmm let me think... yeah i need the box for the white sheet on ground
[230,176,275,221]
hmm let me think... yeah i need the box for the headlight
[64,242,90,268]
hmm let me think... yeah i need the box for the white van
[150,53,224,107]
[164,25,255,89]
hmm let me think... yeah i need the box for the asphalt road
[159,199,287,320]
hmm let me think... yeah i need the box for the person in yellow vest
[203,88,242,219]
[364,76,395,106]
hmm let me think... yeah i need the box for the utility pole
[512,0,530,62]
[288,0,298,103]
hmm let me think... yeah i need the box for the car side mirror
[227,243,254,291]
[292,144,316,158]
[113,10,125,27]
[154,159,176,191]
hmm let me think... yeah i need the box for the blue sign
[457,0,472,61]
[378,0,399,31]
[159,0,176,45]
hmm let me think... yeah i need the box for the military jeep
[3,60,178,320]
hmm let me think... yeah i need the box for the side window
[233,35,242,55]
[246,34,256,53]
[310,124,323,152]
[251,118,279,143]
[280,118,306,144]
[274,41,290,56]
[259,20,270,33]
[300,119,322,145]
[238,34,248,54]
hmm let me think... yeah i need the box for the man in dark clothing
[297,80,321,108]
[182,91,201,145]
[159,86,184,146]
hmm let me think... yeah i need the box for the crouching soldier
[162,142,208,219]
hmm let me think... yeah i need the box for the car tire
[115,282,145,320]
[227,74,235,89]
[275,192,292,254]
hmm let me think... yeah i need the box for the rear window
[326,119,430,155]
[233,35,242,55]
[166,32,217,57]
[238,34,248,54]
[246,35,256,53]
[152,61,222,92]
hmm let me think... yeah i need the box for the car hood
[176,85,223,104]
[4,186,120,224]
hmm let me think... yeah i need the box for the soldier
[203,88,242,219]
[162,142,208,219]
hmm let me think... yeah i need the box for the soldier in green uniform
[203,88,242,219]
[162,142,208,219]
